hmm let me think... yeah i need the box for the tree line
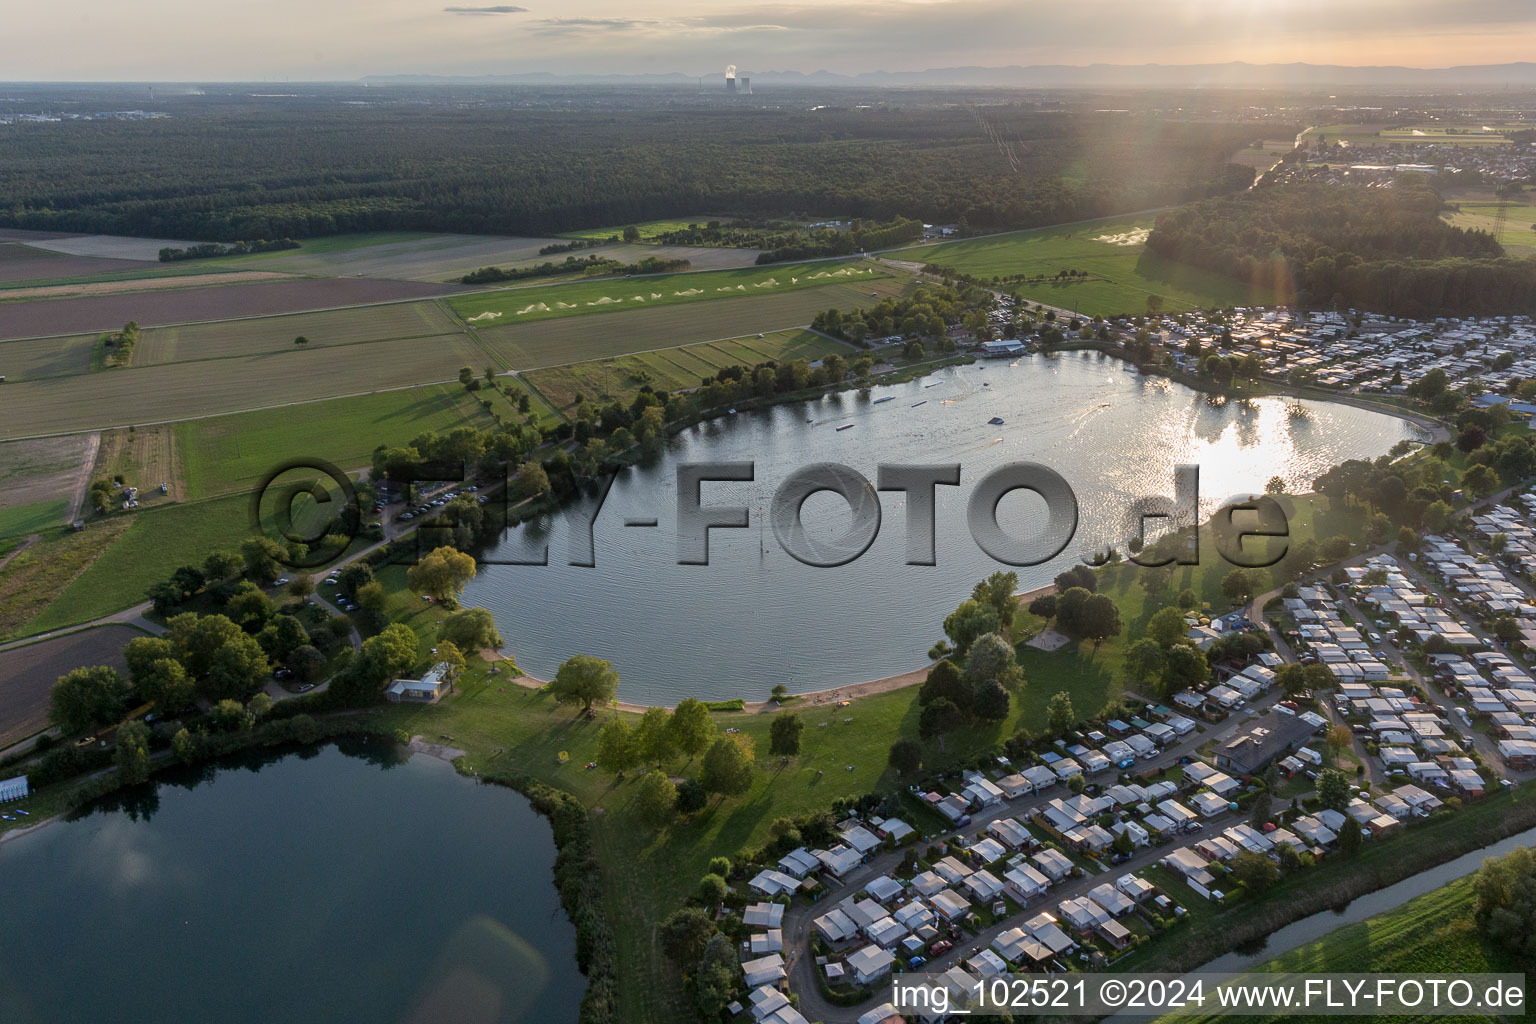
[0,103,1259,240]
[460,254,690,285]
[1145,177,1536,316]
[158,238,299,261]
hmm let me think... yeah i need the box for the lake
[0,739,586,1024]
[469,353,1421,703]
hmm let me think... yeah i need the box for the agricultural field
[0,624,142,749]
[476,277,911,370]
[0,434,96,525]
[1442,197,1536,254]
[0,263,254,296]
[898,214,1282,315]
[1304,122,1526,147]
[173,383,500,499]
[0,331,489,439]
[448,259,889,326]
[0,332,102,381]
[0,277,465,341]
[93,424,184,504]
[0,243,145,283]
[524,329,854,413]
[22,233,201,261]
[224,231,565,282]
[132,300,460,365]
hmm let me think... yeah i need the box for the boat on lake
[912,400,927,407]
[872,396,894,404]
[988,416,1005,425]
[836,423,855,431]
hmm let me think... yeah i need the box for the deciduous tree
[768,711,803,757]
[1046,691,1076,735]
[669,697,716,760]
[50,666,130,734]
[699,734,755,798]
[634,770,678,827]
[406,545,477,607]
[551,653,619,712]
[888,737,922,774]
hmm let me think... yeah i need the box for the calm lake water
[0,740,585,1024]
[470,353,1421,703]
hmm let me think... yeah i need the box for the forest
[0,94,1258,241]
[1145,177,1536,315]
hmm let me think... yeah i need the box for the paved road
[783,691,1292,1023]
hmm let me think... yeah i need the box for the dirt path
[0,534,40,572]
[63,430,101,524]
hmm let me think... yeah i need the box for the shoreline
[505,585,1056,714]
[0,816,53,848]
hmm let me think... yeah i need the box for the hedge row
[480,770,617,1024]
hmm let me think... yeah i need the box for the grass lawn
[894,216,1282,316]
[447,260,889,325]
[173,383,499,499]
[523,329,855,415]
[0,499,67,541]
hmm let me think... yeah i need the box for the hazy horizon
[3,0,1535,82]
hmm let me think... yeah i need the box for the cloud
[443,4,527,14]
[531,17,658,35]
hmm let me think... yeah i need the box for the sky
[4,0,1536,81]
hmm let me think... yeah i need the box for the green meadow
[0,499,67,541]
[173,384,500,499]
[897,216,1282,315]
